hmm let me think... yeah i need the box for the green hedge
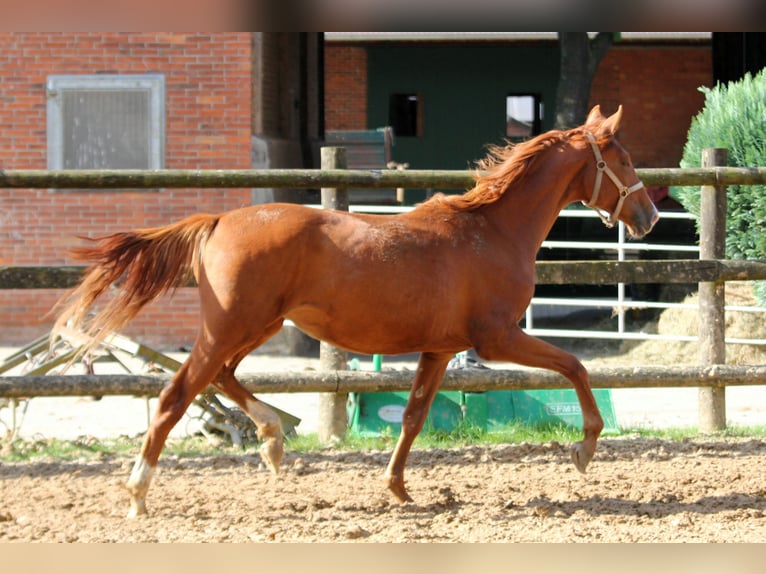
[670,70,766,304]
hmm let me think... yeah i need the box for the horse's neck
[482,166,582,250]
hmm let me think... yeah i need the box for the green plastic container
[347,391,463,438]
[347,388,618,436]
[503,389,618,432]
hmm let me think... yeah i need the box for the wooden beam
[318,146,350,442]
[0,168,475,190]
[4,259,766,290]
[0,266,83,289]
[534,259,766,284]
[698,148,729,433]
[1,364,765,398]
[1,166,766,190]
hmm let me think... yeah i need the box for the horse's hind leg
[126,344,224,518]
[384,352,452,503]
[211,348,284,474]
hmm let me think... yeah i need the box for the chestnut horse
[53,105,658,517]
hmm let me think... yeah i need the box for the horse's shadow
[521,492,766,519]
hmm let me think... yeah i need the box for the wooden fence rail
[2,364,766,399]
[1,165,766,189]
[3,259,766,290]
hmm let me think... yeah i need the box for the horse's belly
[286,303,468,356]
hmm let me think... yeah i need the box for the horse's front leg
[384,352,452,503]
[474,325,604,473]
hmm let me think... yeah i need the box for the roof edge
[325,32,712,43]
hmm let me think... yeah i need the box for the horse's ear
[598,105,623,137]
[585,105,604,126]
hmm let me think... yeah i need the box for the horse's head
[579,105,659,238]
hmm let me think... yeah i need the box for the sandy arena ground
[2,436,766,542]
[2,345,766,542]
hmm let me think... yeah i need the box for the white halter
[582,132,645,228]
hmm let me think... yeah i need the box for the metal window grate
[47,74,165,187]
[61,89,152,170]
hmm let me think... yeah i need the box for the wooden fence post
[698,148,728,433]
[318,146,349,443]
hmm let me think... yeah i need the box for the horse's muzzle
[628,206,660,239]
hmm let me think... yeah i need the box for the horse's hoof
[126,499,147,519]
[259,438,283,475]
[391,489,414,504]
[386,478,414,504]
[570,442,593,474]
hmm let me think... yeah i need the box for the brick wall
[324,45,368,130]
[590,45,711,167]
[0,32,253,348]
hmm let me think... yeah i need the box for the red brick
[325,45,368,130]
[590,45,710,167]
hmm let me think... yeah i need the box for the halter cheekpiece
[582,131,645,228]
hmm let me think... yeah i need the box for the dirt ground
[2,436,766,542]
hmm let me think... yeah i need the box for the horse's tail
[52,212,221,357]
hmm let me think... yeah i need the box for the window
[389,93,422,137]
[506,94,543,139]
[47,74,165,179]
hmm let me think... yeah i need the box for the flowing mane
[431,127,591,211]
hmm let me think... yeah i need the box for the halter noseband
[582,132,645,228]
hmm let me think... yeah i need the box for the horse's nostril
[651,209,660,227]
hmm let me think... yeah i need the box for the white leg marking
[126,455,155,518]
[245,398,283,474]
